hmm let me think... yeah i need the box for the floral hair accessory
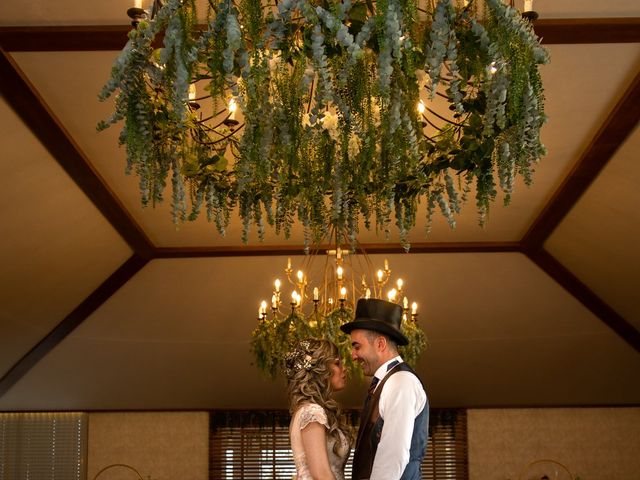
[284,340,315,378]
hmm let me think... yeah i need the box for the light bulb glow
[297,270,304,283]
[336,266,343,280]
[313,287,319,301]
[387,288,397,302]
[274,279,281,292]
[417,99,425,114]
[340,287,347,299]
[403,296,409,309]
[377,269,384,282]
[365,288,371,299]
[397,278,404,290]
[411,302,418,315]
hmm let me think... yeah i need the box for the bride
[285,339,352,480]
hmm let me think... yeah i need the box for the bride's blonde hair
[285,338,350,453]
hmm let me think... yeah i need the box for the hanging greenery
[99,0,549,249]
[250,304,427,380]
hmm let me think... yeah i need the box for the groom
[341,298,429,480]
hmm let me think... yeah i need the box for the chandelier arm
[306,75,315,115]
[425,107,465,128]
[199,123,246,146]
[195,108,229,124]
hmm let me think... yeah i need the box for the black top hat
[340,298,408,346]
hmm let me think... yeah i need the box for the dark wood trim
[0,25,132,52]
[1,18,639,53]
[0,255,149,399]
[525,248,640,353]
[533,18,640,44]
[522,69,640,249]
[155,241,522,258]
[0,49,155,259]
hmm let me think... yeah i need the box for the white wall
[88,411,209,480]
[468,407,640,480]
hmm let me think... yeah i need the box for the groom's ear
[374,334,387,352]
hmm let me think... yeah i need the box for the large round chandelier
[99,0,549,249]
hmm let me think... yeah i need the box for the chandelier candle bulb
[340,287,347,300]
[417,100,425,115]
[397,278,404,291]
[271,295,277,310]
[365,288,371,299]
[388,288,397,302]
[188,84,196,101]
[296,270,304,284]
[313,287,319,301]
[336,266,343,280]
[228,98,237,120]
[524,0,533,12]
[377,270,384,283]
[274,279,280,293]
[134,0,142,9]
[403,297,409,310]
[412,302,418,315]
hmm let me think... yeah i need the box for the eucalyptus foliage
[99,0,549,247]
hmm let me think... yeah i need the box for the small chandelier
[100,0,549,250]
[251,235,427,379]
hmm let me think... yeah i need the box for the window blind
[0,412,88,480]
[209,409,467,480]
[423,409,468,480]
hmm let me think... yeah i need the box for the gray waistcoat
[352,362,429,480]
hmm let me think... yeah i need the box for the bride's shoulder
[294,403,328,429]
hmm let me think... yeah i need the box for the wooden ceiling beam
[521,70,640,354]
[526,249,640,353]
[1,18,639,52]
[0,49,156,259]
[522,70,640,249]
[155,241,522,258]
[0,255,149,398]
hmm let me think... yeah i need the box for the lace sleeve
[298,403,329,431]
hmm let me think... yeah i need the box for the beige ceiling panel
[0,253,636,410]
[12,43,640,247]
[0,0,143,26]
[0,96,133,379]
[546,125,640,331]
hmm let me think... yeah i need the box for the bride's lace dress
[290,403,350,480]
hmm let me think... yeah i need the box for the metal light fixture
[251,232,426,379]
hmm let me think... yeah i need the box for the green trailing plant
[99,0,549,250]
[251,304,426,380]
